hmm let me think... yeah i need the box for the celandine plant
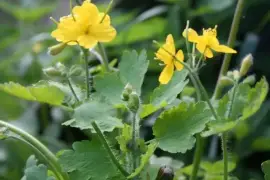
[0,0,269,180]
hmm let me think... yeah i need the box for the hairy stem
[67,78,79,102]
[82,48,90,99]
[98,43,110,72]
[221,133,228,180]
[0,120,68,180]
[91,121,129,177]
[131,111,139,173]
[213,0,246,99]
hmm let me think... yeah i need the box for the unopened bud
[121,83,133,101]
[220,76,234,87]
[56,62,66,72]
[233,70,240,81]
[69,65,83,77]
[127,92,140,112]
[227,71,234,79]
[240,54,253,77]
[48,43,67,56]
[155,166,174,180]
[243,74,256,85]
[43,67,62,78]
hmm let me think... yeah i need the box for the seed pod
[155,166,174,180]
[220,76,234,87]
[48,43,67,56]
[240,54,253,77]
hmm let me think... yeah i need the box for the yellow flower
[51,0,116,49]
[155,34,184,84]
[182,25,237,58]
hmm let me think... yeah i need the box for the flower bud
[233,70,240,81]
[43,67,62,78]
[56,62,67,72]
[69,65,83,77]
[155,166,174,180]
[121,83,133,101]
[243,74,256,85]
[219,76,234,87]
[226,71,234,79]
[48,43,67,56]
[240,54,253,77]
[127,92,140,113]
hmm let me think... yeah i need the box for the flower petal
[211,44,237,54]
[99,13,111,25]
[159,64,174,84]
[174,50,184,71]
[90,23,117,42]
[155,35,175,65]
[77,35,98,49]
[182,28,199,43]
[196,43,213,58]
[72,1,99,24]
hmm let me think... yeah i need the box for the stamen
[50,17,59,25]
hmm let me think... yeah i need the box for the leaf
[94,72,125,105]
[21,155,55,180]
[63,101,123,132]
[262,160,270,180]
[128,143,157,179]
[139,103,166,118]
[201,121,237,137]
[0,82,65,105]
[58,139,124,180]
[201,160,236,174]
[116,124,132,152]
[153,102,211,153]
[119,50,149,95]
[150,70,189,106]
[252,137,270,151]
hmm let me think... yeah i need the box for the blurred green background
[0,0,270,179]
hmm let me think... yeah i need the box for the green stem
[82,48,90,99]
[98,43,110,72]
[67,78,79,102]
[0,120,68,180]
[131,111,139,173]
[190,135,205,180]
[221,133,228,180]
[91,121,130,177]
[212,0,245,99]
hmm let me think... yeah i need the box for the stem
[212,0,245,99]
[131,112,139,172]
[190,135,205,180]
[98,43,110,72]
[0,120,68,180]
[91,121,129,177]
[221,133,228,180]
[67,78,79,102]
[81,48,90,99]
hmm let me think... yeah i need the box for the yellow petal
[174,50,184,71]
[90,24,117,42]
[196,43,213,58]
[99,13,111,25]
[77,35,98,49]
[159,64,174,84]
[155,35,175,65]
[72,1,99,24]
[182,28,199,43]
[211,44,237,54]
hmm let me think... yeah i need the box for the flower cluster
[51,0,116,49]
[155,26,237,84]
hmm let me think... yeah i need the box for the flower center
[203,25,218,37]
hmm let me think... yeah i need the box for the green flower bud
[69,65,83,77]
[240,54,253,77]
[220,76,234,87]
[233,70,240,81]
[243,74,256,85]
[155,166,174,180]
[48,43,67,56]
[43,67,62,78]
[227,71,234,79]
[127,92,140,113]
[121,83,133,101]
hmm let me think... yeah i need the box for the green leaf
[128,143,157,179]
[262,160,270,180]
[153,102,211,153]
[252,137,270,151]
[116,124,132,152]
[58,139,124,180]
[201,160,236,174]
[63,101,123,132]
[150,70,189,106]
[0,82,65,105]
[21,155,55,180]
[94,72,125,105]
[119,50,149,95]
[202,121,237,137]
[139,103,166,119]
